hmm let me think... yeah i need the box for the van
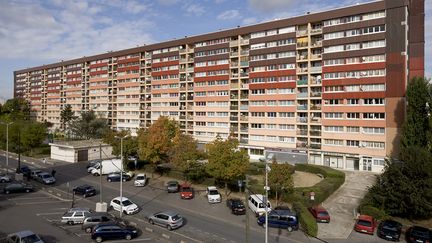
[257,209,299,232]
[248,194,271,217]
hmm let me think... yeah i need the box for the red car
[308,205,330,223]
[180,183,194,199]
[354,215,376,235]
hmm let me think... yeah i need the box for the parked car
[6,230,44,243]
[110,196,139,215]
[354,215,376,235]
[36,172,56,185]
[180,183,194,199]
[73,185,96,198]
[4,183,34,194]
[166,181,179,193]
[377,219,402,241]
[308,205,330,223]
[30,169,43,179]
[274,205,292,211]
[91,222,138,242]
[0,174,11,183]
[134,173,147,187]
[148,211,184,230]
[106,172,132,182]
[82,213,113,233]
[61,208,92,225]
[18,165,31,174]
[226,198,246,215]
[257,209,299,232]
[248,194,272,217]
[86,160,100,169]
[206,186,221,203]
[406,226,431,243]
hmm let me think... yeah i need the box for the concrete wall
[51,146,76,163]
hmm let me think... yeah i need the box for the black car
[73,185,96,197]
[378,220,402,241]
[19,165,31,174]
[91,222,138,242]
[107,173,131,182]
[4,183,34,194]
[226,198,246,215]
[86,160,100,169]
[406,226,431,243]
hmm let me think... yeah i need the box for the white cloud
[242,17,257,25]
[217,10,240,20]
[183,4,206,16]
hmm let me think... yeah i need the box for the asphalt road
[0,153,394,243]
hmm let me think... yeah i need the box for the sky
[0,0,430,100]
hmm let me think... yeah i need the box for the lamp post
[264,153,274,243]
[0,121,13,174]
[16,128,21,174]
[115,135,129,218]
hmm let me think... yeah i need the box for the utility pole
[265,161,269,243]
[0,121,13,175]
[99,143,102,203]
[119,137,124,218]
[16,129,21,173]
[244,175,249,243]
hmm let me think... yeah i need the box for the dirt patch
[293,171,322,188]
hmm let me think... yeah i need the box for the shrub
[359,205,388,220]
[293,201,318,237]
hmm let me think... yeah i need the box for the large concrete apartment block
[13,0,424,173]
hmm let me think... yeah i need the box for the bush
[246,162,265,175]
[359,205,388,220]
[293,201,318,237]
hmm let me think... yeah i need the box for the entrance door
[324,157,330,167]
[362,158,372,171]
[346,158,354,170]
[77,150,88,162]
[354,159,360,171]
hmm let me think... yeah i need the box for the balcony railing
[296,30,308,37]
[296,130,308,136]
[230,116,238,121]
[310,66,322,73]
[240,61,249,66]
[240,127,248,133]
[310,130,322,136]
[310,28,322,35]
[240,116,248,121]
[230,105,239,110]
[297,93,308,98]
[297,80,308,86]
[310,117,322,123]
[310,105,322,110]
[310,54,322,59]
[310,143,322,149]
[310,92,322,97]
[297,117,308,123]
[230,52,239,57]
[240,105,249,110]
[296,141,307,148]
[297,67,308,73]
[297,105,308,110]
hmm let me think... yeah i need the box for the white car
[206,186,221,203]
[0,174,11,183]
[134,173,147,187]
[110,197,139,215]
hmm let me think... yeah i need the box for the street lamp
[0,121,13,174]
[115,134,129,218]
[262,153,274,243]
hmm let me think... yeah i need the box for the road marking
[8,196,51,200]
[15,200,70,205]
[36,212,64,216]
[110,238,153,242]
[168,230,204,243]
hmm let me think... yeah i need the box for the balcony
[296,30,308,37]
[297,79,308,86]
[310,105,322,110]
[310,130,322,136]
[296,130,308,136]
[230,52,239,57]
[179,48,187,53]
[240,72,249,77]
[240,116,248,121]
[230,105,239,110]
[240,127,248,133]
[240,94,249,99]
[230,40,239,46]
[230,83,240,89]
[310,117,321,123]
[240,105,249,110]
[231,62,239,67]
[179,68,186,72]
[297,92,308,98]
[310,92,322,97]
[241,84,249,89]
[310,28,322,35]
[230,95,239,99]
[297,55,308,61]
[296,42,308,48]
[230,116,238,121]
[187,67,194,72]
[297,67,308,73]
[311,41,323,48]
[187,57,194,62]
[240,61,249,67]
[297,105,308,110]
[310,143,322,149]
[310,54,322,59]
[296,141,307,148]
[240,50,249,56]
[240,138,249,144]
[240,39,249,45]
[310,66,322,73]
[297,117,308,123]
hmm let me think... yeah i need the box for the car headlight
[132,230,137,233]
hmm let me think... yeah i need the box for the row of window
[251,123,295,130]
[250,51,296,61]
[195,111,229,117]
[250,87,295,94]
[324,69,385,80]
[152,47,179,55]
[324,25,385,40]
[324,139,385,149]
[152,65,179,72]
[152,93,179,98]
[324,126,384,134]
[195,80,229,87]
[152,74,179,80]
[118,62,140,68]
[196,48,229,57]
[195,59,229,67]
[250,100,295,106]
[324,112,385,120]
[250,26,296,39]
[250,135,295,143]
[195,38,230,48]
[250,76,296,83]
[324,55,385,66]
[152,84,179,89]
[195,91,229,97]
[251,63,296,72]
[324,40,385,53]
[324,98,385,105]
[323,11,385,27]
[152,55,179,63]
[195,70,229,77]
[195,122,229,128]
[250,38,296,50]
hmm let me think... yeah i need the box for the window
[325,99,342,105]
[251,43,266,49]
[267,100,277,106]
[362,40,386,49]
[347,126,360,133]
[324,59,344,66]
[267,89,277,94]
[325,112,343,119]
[323,18,341,26]
[347,99,359,105]
[324,45,344,53]
[347,113,360,119]
[363,141,385,149]
[279,124,295,130]
[251,112,265,117]
[279,112,295,117]
[363,113,385,119]
[363,54,385,63]
[278,26,295,34]
[324,126,344,132]
[363,127,385,134]
[373,159,385,166]
[363,98,385,105]
[324,139,344,146]
[267,112,277,118]
[361,84,385,91]
[251,89,265,95]
[346,57,361,64]
[347,140,360,147]
[250,101,265,106]
[363,11,386,21]
[362,25,385,35]
[345,43,360,51]
[345,29,361,37]
[324,31,344,40]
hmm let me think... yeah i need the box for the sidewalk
[318,171,377,239]
[0,150,66,168]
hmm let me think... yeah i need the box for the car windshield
[122,200,132,206]
[171,214,181,221]
[21,234,41,243]
[357,220,372,227]
[412,228,429,238]
[209,190,219,195]
[318,212,329,217]
[168,182,177,186]
[42,174,51,178]
[136,176,145,180]
[232,201,244,208]
[182,187,192,191]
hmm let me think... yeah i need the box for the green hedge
[293,201,318,237]
[292,164,345,207]
[359,205,388,220]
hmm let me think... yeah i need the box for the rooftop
[49,139,109,149]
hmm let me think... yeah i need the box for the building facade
[14,0,424,172]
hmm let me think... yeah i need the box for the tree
[169,131,204,180]
[1,98,30,121]
[69,110,109,139]
[268,160,295,206]
[103,129,138,168]
[137,116,179,175]
[206,136,249,195]
[60,104,76,136]
[400,77,432,155]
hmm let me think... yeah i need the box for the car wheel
[123,179,127,182]
[83,194,87,198]
[125,234,132,240]
[5,190,10,194]
[167,225,172,231]
[123,210,128,215]
[85,227,92,233]
[68,221,74,225]
[108,179,112,182]
[149,219,154,225]
[95,236,103,243]
[25,189,30,193]
[0,179,5,183]
[287,226,293,232]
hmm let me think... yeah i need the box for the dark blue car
[91,223,138,242]
[257,209,299,232]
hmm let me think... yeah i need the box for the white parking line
[15,200,70,205]
[109,238,154,242]
[8,196,52,200]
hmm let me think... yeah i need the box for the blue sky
[0,0,430,100]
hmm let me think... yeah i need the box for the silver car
[61,208,92,225]
[36,172,56,185]
[6,230,44,243]
[0,174,11,183]
[148,211,183,230]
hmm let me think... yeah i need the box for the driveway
[318,171,377,239]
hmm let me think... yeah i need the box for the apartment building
[14,0,424,172]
